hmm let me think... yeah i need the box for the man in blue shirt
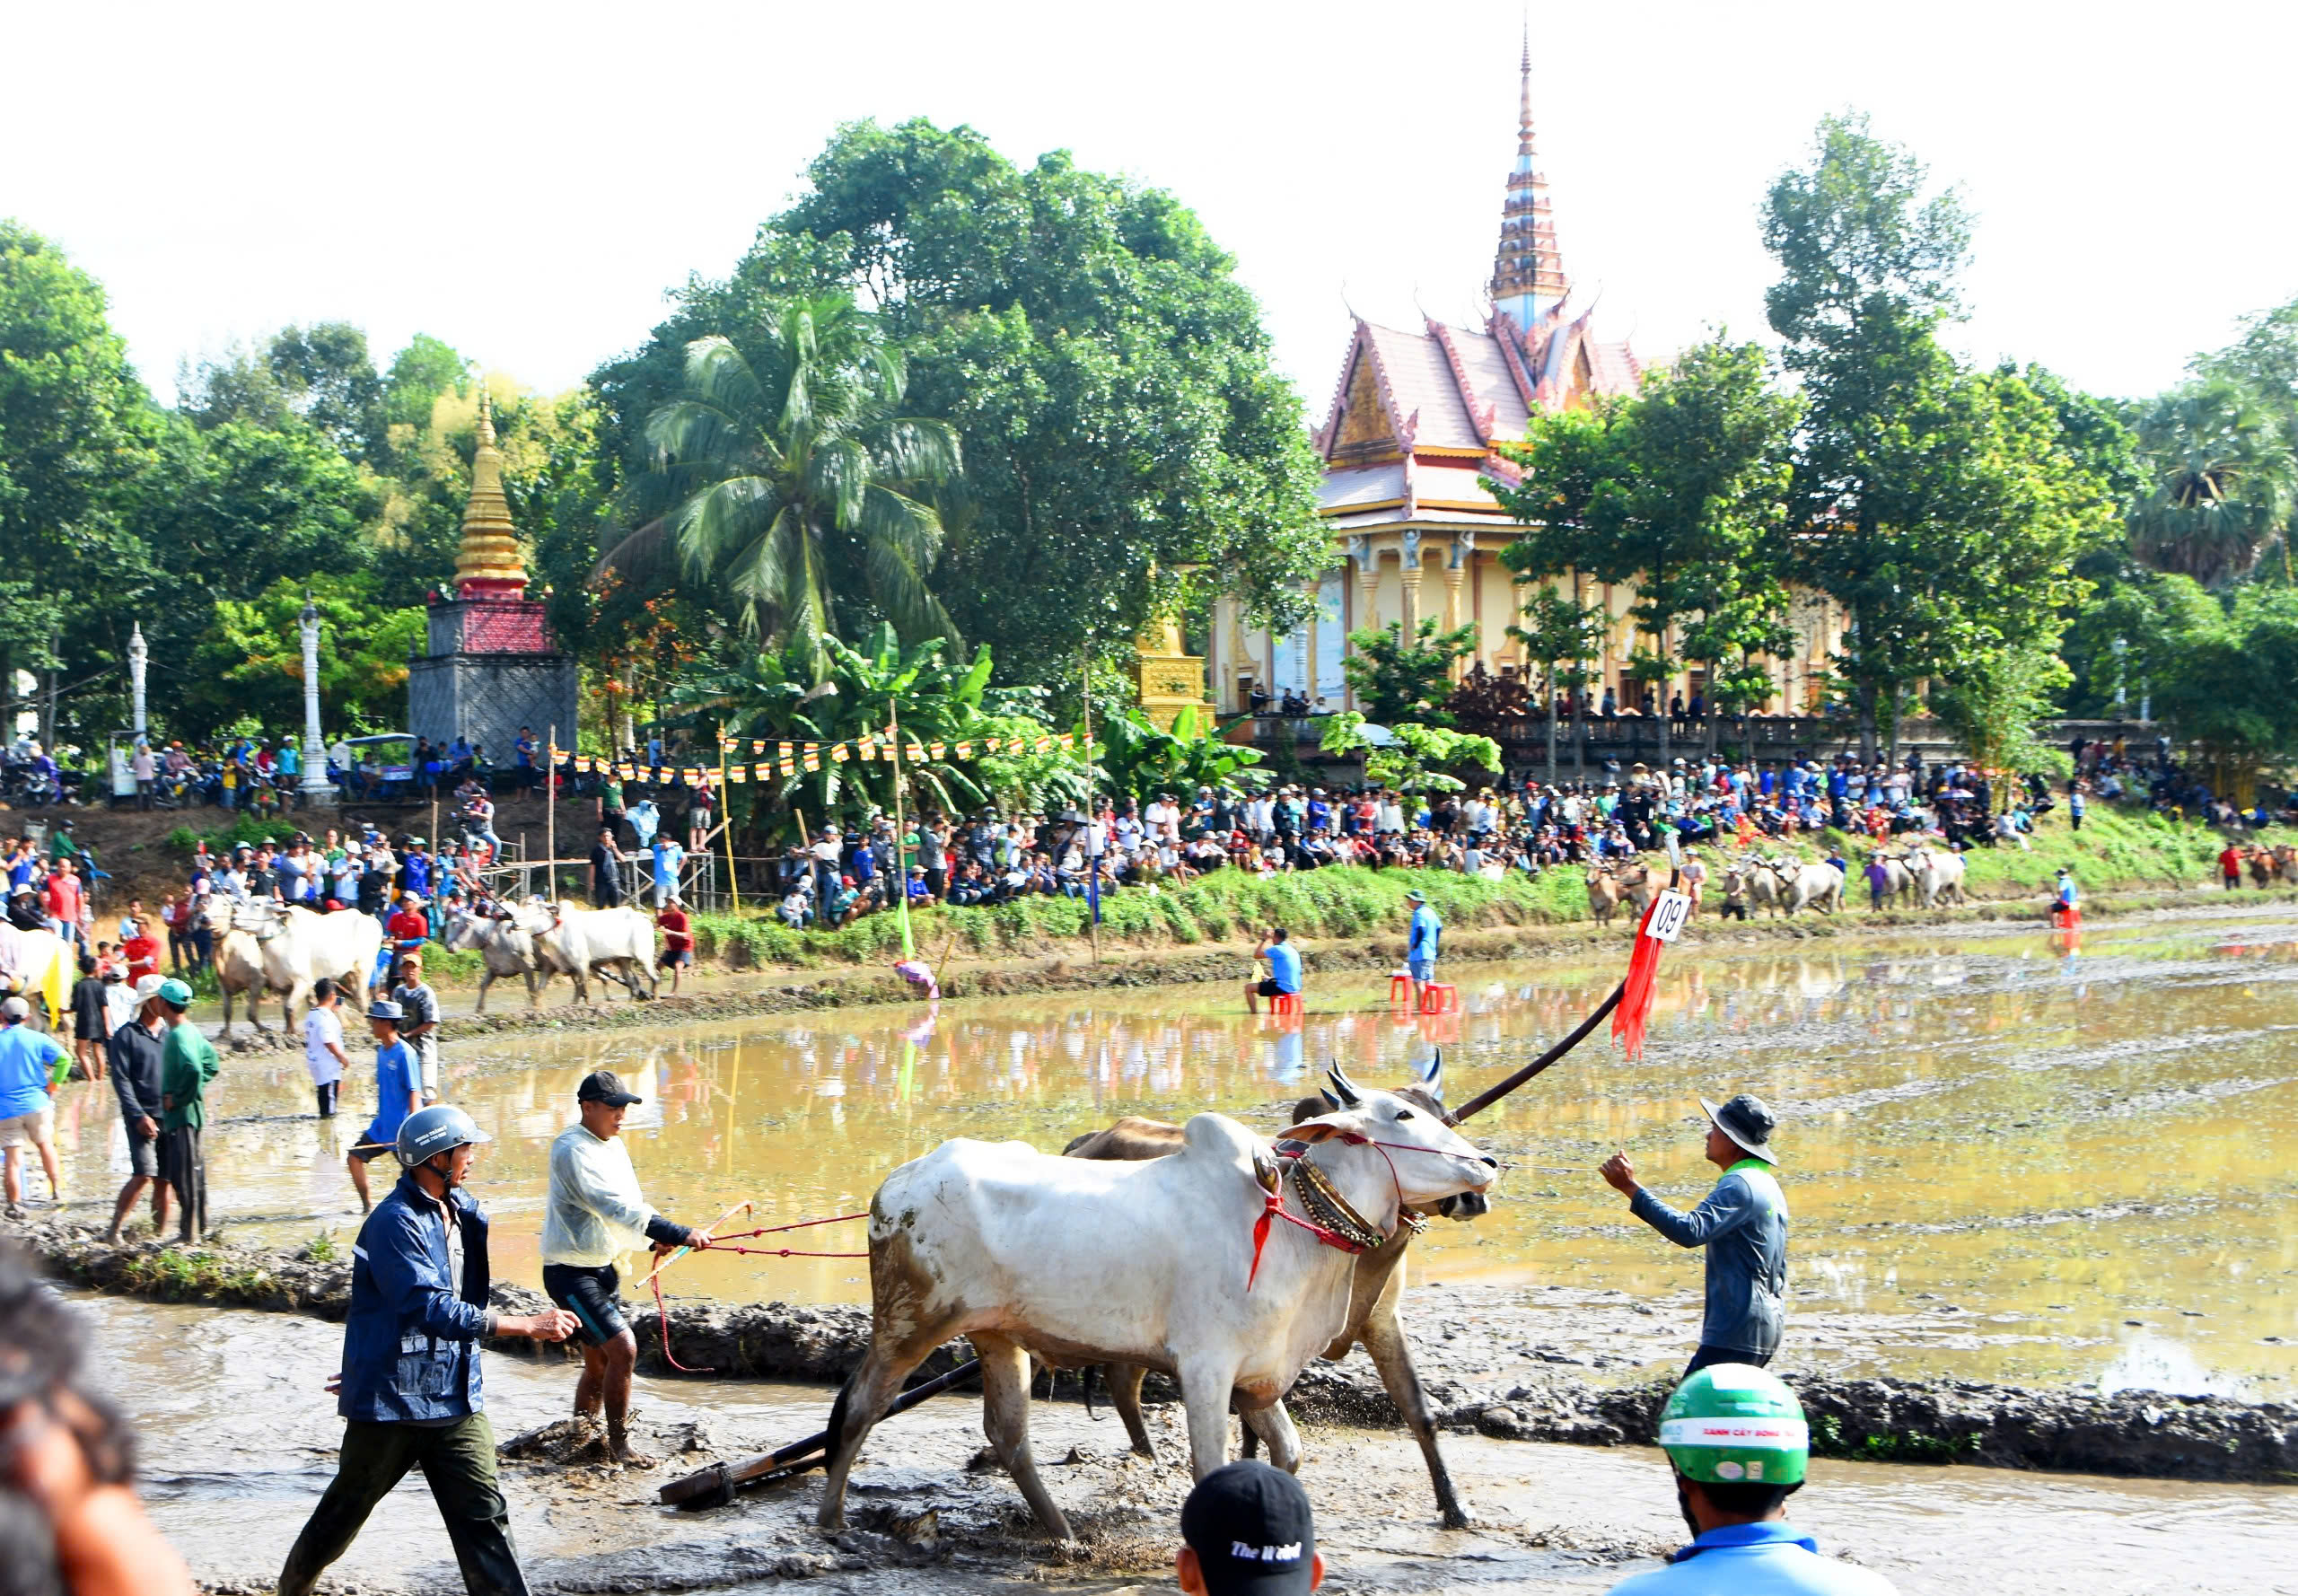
[1404,888,1442,1010]
[1245,926,1302,1013]
[0,995,64,1219]
[346,1001,421,1215]
[278,1105,577,1596]
[1601,1094,1788,1375]
[1606,1364,1895,1594]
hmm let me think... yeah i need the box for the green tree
[1929,642,2074,802]
[1508,585,1607,780]
[2149,585,2298,805]
[1763,115,2111,760]
[1319,711,1499,795]
[183,574,424,734]
[2127,376,2295,585]
[2059,563,2219,718]
[603,294,960,678]
[1340,618,1478,725]
[596,118,1328,694]
[1091,705,1265,805]
[0,221,154,739]
[383,334,469,432]
[1496,337,1800,765]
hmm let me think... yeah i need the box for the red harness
[1245,1134,1443,1290]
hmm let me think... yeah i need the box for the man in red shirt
[2219,841,2247,891]
[373,893,430,996]
[122,920,160,983]
[45,863,84,948]
[657,898,693,994]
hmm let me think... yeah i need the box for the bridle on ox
[1245,1130,1469,1291]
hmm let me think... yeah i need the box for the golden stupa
[452,388,529,598]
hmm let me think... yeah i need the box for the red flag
[1611,894,1667,1061]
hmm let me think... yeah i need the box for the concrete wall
[407,653,579,763]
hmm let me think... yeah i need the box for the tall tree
[2127,376,2295,585]
[1495,337,1800,764]
[0,221,156,737]
[594,118,1327,694]
[1508,585,1607,779]
[1763,115,2110,759]
[382,333,469,432]
[602,293,960,678]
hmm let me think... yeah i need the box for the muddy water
[47,909,2298,1392]
[77,1293,2298,1594]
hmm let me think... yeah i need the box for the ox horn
[1326,1062,1364,1108]
[1420,1048,1444,1101]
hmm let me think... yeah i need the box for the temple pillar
[1445,532,1475,679]
[1347,536,1380,710]
[1399,530,1424,636]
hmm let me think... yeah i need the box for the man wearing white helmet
[277,1104,577,1596]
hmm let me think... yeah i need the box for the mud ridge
[22,1219,2292,1487]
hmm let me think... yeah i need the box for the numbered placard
[1644,889,1693,943]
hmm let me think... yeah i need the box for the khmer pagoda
[1206,36,1842,720]
[406,388,579,762]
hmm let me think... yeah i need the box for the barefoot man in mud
[1600,1094,1788,1377]
[541,1070,715,1466]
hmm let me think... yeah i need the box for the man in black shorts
[541,1070,712,1465]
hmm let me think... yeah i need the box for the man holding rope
[542,1070,714,1466]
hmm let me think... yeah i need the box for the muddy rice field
[32,907,2298,1591]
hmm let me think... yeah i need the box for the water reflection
[48,913,2298,1391]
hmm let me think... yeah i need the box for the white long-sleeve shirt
[541,1123,660,1267]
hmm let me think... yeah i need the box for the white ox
[1772,858,1844,915]
[442,907,552,1012]
[1908,844,1969,908]
[817,1071,1498,1538]
[201,899,380,1035]
[531,903,658,1003]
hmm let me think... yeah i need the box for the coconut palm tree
[602,293,962,677]
[2129,377,2297,585]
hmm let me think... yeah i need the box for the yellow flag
[831,743,849,763]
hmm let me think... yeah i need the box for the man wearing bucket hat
[1600,1094,1789,1375]
[1606,1364,1895,1593]
[277,1104,578,1596]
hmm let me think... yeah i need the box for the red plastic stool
[2051,906,2081,930]
[1420,983,1458,1013]
[1389,974,1413,1005]
[1271,991,1301,1015]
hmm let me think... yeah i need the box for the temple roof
[1311,36,1640,532]
[452,387,530,598]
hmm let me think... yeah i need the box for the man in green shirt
[156,978,218,1244]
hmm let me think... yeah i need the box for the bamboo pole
[545,723,557,902]
[717,736,739,914]
[1081,643,1099,964]
[888,703,915,959]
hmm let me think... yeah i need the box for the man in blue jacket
[277,1105,576,1596]
[1599,1094,1789,1376]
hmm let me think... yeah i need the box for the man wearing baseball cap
[1606,1364,1895,1593]
[156,978,217,1244]
[347,1001,421,1215]
[1178,1460,1324,1596]
[1599,1094,1789,1375]
[103,974,173,1242]
[540,1069,713,1466]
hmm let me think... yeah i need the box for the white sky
[5,0,2293,415]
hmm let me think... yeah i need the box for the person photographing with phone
[276,1105,578,1596]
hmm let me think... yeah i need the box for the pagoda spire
[1491,20,1570,327]
[452,383,530,601]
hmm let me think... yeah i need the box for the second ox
[816,1064,1497,1539]
[1061,1053,1485,1527]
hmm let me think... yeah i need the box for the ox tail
[821,1371,857,1469]
[1082,1363,1101,1421]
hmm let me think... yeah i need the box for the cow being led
[817,1067,1498,1539]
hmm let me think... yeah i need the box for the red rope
[709,1243,871,1258]
[709,1210,869,1241]
[650,1269,715,1374]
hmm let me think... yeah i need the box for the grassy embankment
[161,804,2231,990]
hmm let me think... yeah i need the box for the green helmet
[1658,1364,1809,1486]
